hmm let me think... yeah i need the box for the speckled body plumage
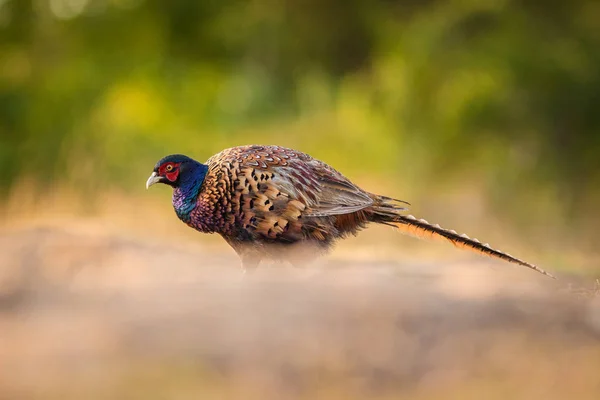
[147,145,554,278]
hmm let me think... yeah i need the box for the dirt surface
[1,224,599,399]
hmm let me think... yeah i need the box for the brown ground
[1,222,599,400]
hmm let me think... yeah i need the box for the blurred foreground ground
[1,221,599,400]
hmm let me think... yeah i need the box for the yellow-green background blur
[2,2,600,399]
[1,0,599,271]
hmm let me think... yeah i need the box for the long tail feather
[389,214,555,279]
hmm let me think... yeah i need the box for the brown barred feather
[387,215,555,279]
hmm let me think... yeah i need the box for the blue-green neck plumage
[172,162,208,223]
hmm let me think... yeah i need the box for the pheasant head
[146,154,209,221]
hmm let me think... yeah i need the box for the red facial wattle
[165,169,179,182]
[159,162,181,183]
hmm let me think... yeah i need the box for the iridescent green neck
[172,162,208,222]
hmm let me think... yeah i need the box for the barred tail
[383,213,555,279]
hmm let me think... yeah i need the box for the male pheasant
[146,145,554,278]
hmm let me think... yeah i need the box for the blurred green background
[0,0,599,257]
[1,4,600,398]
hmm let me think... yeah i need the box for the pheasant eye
[165,164,174,172]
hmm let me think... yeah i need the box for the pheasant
[146,145,554,278]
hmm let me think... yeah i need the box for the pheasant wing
[211,145,374,217]
[300,161,374,216]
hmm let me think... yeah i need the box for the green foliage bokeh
[1,0,599,247]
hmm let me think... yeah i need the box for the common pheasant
[146,145,554,278]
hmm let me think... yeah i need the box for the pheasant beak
[146,172,161,189]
